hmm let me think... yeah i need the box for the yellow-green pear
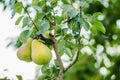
[31,39,52,65]
[17,38,33,62]
[42,31,50,38]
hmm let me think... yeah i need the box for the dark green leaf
[61,0,70,4]
[15,16,23,25]
[14,2,22,14]
[91,20,106,34]
[50,0,57,7]
[19,30,31,43]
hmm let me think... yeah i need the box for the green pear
[31,39,52,65]
[17,38,33,62]
[42,31,50,38]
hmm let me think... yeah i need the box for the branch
[64,51,80,72]
[49,33,64,80]
[64,6,82,72]
[22,4,39,31]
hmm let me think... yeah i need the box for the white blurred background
[0,6,36,80]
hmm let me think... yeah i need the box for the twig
[64,50,80,72]
[64,6,82,72]
[22,4,39,31]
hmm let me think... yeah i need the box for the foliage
[0,0,120,80]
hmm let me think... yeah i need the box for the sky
[0,6,37,80]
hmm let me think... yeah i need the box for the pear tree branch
[49,33,64,80]
[22,4,39,31]
[49,9,64,80]
[64,6,82,72]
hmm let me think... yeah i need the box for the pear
[17,38,33,62]
[31,39,52,65]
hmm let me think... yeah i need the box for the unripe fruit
[17,38,33,62]
[31,39,52,65]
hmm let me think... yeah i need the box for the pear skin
[31,39,52,65]
[17,38,33,62]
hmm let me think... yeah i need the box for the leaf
[16,75,23,80]
[37,12,45,20]
[57,39,65,56]
[50,0,57,7]
[32,0,39,6]
[75,16,89,30]
[61,0,70,4]
[91,20,106,34]
[15,16,23,25]
[93,12,102,17]
[64,47,73,58]
[22,17,31,28]
[19,30,31,43]
[81,19,90,30]
[55,16,63,25]
[37,21,50,35]
[62,5,78,18]
[14,2,22,14]
[41,64,50,74]
[33,6,42,12]
[11,9,16,19]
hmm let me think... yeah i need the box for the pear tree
[2,0,116,80]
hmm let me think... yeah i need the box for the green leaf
[41,64,50,74]
[81,19,90,31]
[62,5,78,18]
[22,17,31,28]
[64,47,73,58]
[33,6,42,12]
[16,75,23,80]
[50,0,57,7]
[90,26,98,35]
[91,20,106,34]
[55,16,63,25]
[93,12,102,18]
[15,16,23,25]
[37,12,45,20]
[14,2,22,14]
[54,59,59,67]
[61,0,70,4]
[19,30,31,43]
[57,39,65,56]
[37,21,50,35]
[32,0,39,6]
